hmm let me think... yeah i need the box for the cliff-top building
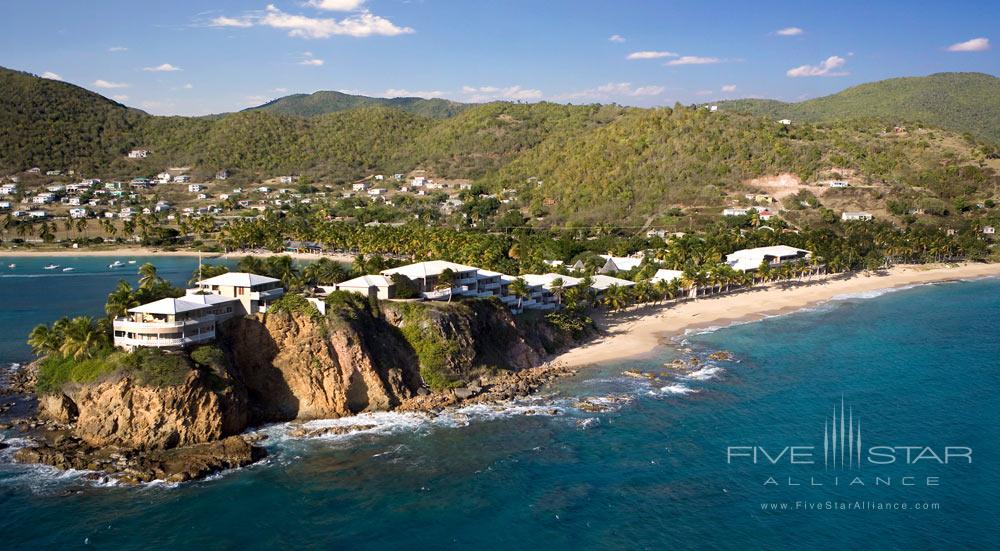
[112,272,284,351]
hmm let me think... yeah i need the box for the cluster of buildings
[328,260,637,314]
[111,243,816,352]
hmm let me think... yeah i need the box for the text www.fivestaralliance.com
[761,501,941,512]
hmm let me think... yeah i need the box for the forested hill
[246,90,468,119]
[715,72,1000,144]
[2,66,998,226]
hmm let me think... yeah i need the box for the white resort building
[112,272,285,351]
[112,295,240,351]
[725,245,812,272]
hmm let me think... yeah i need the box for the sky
[1,0,997,116]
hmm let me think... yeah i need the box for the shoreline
[0,248,355,262]
[551,262,1000,369]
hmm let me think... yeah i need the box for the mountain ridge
[246,89,469,119]
[714,72,1000,143]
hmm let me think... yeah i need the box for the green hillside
[716,72,1000,144]
[1,66,997,227]
[247,90,468,119]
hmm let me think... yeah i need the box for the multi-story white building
[113,272,285,351]
[189,272,285,315]
[113,295,240,351]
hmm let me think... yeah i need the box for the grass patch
[35,348,122,394]
[395,303,462,391]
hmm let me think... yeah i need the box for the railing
[114,331,215,349]
[113,316,217,332]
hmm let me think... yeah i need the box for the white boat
[127,260,137,264]
[44,264,59,270]
[7,264,14,269]
[62,267,74,272]
[108,260,124,268]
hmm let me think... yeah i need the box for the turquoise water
[1,260,998,549]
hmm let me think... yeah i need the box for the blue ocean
[1,257,998,549]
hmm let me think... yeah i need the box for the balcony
[113,330,215,350]
[113,315,217,333]
[481,282,501,290]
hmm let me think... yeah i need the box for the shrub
[120,349,192,387]
[269,293,322,319]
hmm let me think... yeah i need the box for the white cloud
[108,46,128,52]
[460,85,543,102]
[299,58,325,66]
[721,84,737,92]
[786,55,848,77]
[558,82,665,101]
[306,0,366,11]
[627,50,677,60]
[666,56,721,66]
[775,27,803,36]
[946,37,990,52]
[40,71,62,81]
[112,94,129,101]
[182,83,194,89]
[608,34,625,43]
[209,15,254,27]
[93,79,129,89]
[143,63,182,72]
[207,6,413,38]
[383,88,445,98]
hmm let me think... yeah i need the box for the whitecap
[657,383,698,395]
[683,365,724,381]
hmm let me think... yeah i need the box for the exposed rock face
[41,369,247,450]
[224,310,423,423]
[17,300,579,482]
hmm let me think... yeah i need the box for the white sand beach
[552,262,1000,368]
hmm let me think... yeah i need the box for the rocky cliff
[26,297,579,481]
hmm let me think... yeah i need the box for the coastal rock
[288,424,378,438]
[224,310,423,423]
[45,369,248,450]
[14,434,264,484]
[708,351,734,361]
[37,393,78,424]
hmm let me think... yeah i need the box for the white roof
[589,274,636,291]
[198,271,281,287]
[129,297,212,315]
[336,274,393,288]
[599,255,644,271]
[521,273,582,290]
[725,246,811,271]
[381,261,479,280]
[651,269,683,284]
[178,293,239,306]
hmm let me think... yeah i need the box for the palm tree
[138,263,160,289]
[508,278,530,309]
[435,268,457,302]
[27,324,59,356]
[549,277,565,305]
[59,316,107,360]
[105,280,139,318]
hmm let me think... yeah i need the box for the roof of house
[381,260,480,280]
[589,274,636,290]
[651,269,684,284]
[197,272,281,287]
[129,297,213,315]
[179,293,240,306]
[725,245,811,271]
[336,274,393,288]
[599,255,643,272]
[521,273,582,290]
